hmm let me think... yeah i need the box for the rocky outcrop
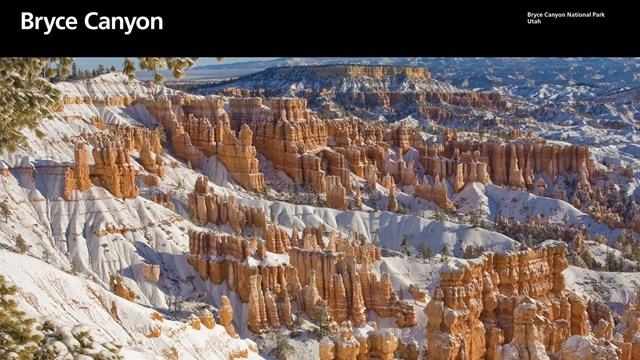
[414,175,454,211]
[219,295,237,338]
[64,143,92,200]
[559,335,620,360]
[408,284,426,302]
[142,97,264,191]
[92,140,138,198]
[236,97,329,192]
[247,275,269,334]
[141,263,160,283]
[199,309,216,329]
[441,134,592,186]
[425,242,593,359]
[188,313,202,330]
[150,192,174,211]
[395,339,419,360]
[326,175,348,210]
[290,246,414,327]
[334,325,361,360]
[368,329,398,360]
[74,143,92,190]
[217,124,265,191]
[320,336,337,360]
[109,274,135,301]
[139,137,165,177]
[188,176,267,234]
[319,324,399,360]
[500,301,549,360]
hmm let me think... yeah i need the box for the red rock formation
[414,175,454,211]
[247,274,269,334]
[408,284,426,302]
[92,140,138,198]
[236,97,329,192]
[425,243,596,359]
[367,329,398,360]
[353,187,362,209]
[188,176,267,234]
[441,136,591,186]
[199,309,216,329]
[335,325,361,360]
[109,274,135,301]
[289,245,414,327]
[141,263,160,283]
[320,336,337,360]
[499,301,549,359]
[188,313,202,330]
[387,185,399,212]
[65,143,92,200]
[139,138,165,177]
[326,175,348,210]
[150,192,174,211]
[219,295,237,338]
[319,325,399,360]
[74,143,91,190]
[396,339,420,360]
[90,116,106,130]
[217,124,265,191]
[142,97,264,191]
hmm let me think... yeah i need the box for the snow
[0,251,261,360]
[2,69,640,358]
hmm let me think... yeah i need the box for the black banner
[0,3,635,56]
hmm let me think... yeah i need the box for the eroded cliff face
[319,322,399,360]
[418,129,593,193]
[187,176,267,234]
[228,98,454,210]
[142,96,265,191]
[424,242,634,360]
[187,213,415,335]
[217,65,513,124]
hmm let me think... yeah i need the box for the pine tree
[401,233,411,257]
[15,235,28,254]
[71,63,78,79]
[0,275,42,359]
[1,201,10,223]
[110,65,116,72]
[0,58,68,152]
[441,245,451,263]
[312,303,333,338]
[1,57,218,154]
[417,241,433,263]
[96,64,105,75]
[189,209,202,226]
[271,329,294,360]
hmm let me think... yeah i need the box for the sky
[73,57,275,70]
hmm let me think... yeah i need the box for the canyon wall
[425,242,632,359]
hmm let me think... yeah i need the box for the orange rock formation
[423,242,629,359]
[91,140,138,198]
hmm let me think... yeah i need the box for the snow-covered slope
[2,69,640,359]
[0,250,260,359]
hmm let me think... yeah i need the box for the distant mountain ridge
[191,57,640,89]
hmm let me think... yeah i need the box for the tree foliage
[0,57,68,152]
[0,275,42,359]
[417,241,434,262]
[0,57,221,154]
[271,329,294,360]
[312,303,333,338]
